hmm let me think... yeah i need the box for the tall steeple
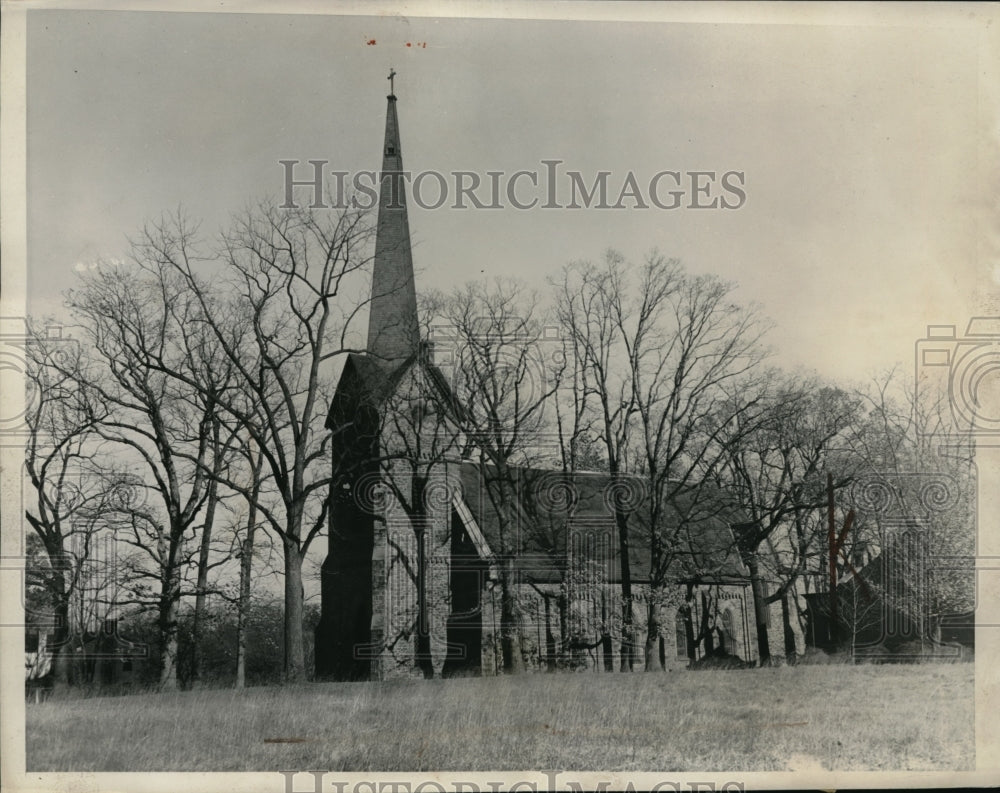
[366,70,420,367]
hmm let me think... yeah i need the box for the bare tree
[709,377,862,664]
[435,278,563,674]
[147,202,376,681]
[167,311,245,686]
[553,251,769,671]
[847,369,975,652]
[187,409,229,686]
[552,253,643,670]
[23,322,115,688]
[232,443,269,689]
[63,265,221,689]
[546,282,607,669]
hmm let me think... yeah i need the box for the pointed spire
[366,74,419,367]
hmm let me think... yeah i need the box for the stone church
[313,86,789,681]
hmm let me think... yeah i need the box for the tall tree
[232,443,268,689]
[170,306,243,686]
[848,370,975,649]
[23,321,115,688]
[148,202,376,681]
[710,377,862,664]
[63,266,221,689]
[553,251,769,670]
[436,278,563,674]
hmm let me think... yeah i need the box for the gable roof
[327,353,403,422]
[326,350,461,431]
[454,462,749,586]
[327,354,748,588]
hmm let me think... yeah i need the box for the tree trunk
[780,591,797,662]
[235,592,249,688]
[49,553,71,692]
[235,449,261,690]
[51,602,71,692]
[494,477,524,675]
[700,589,715,656]
[559,585,570,667]
[283,540,306,682]
[600,587,613,672]
[746,555,771,666]
[849,592,858,657]
[644,597,662,671]
[613,505,634,672]
[191,474,219,687]
[159,586,181,691]
[235,527,255,689]
[93,650,104,693]
[413,528,434,679]
[684,611,697,662]
[411,477,434,679]
[544,595,556,671]
[158,522,186,691]
[499,556,524,674]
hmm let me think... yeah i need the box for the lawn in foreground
[26,663,973,772]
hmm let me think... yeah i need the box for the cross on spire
[366,76,418,365]
[388,67,397,96]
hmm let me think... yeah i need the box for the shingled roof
[455,463,749,586]
[326,349,460,432]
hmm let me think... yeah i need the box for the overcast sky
[23,5,999,386]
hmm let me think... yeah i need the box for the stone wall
[365,457,787,678]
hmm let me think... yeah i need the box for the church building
[314,82,787,681]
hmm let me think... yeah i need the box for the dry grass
[26,663,973,772]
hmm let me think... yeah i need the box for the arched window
[721,608,736,654]
[675,608,688,658]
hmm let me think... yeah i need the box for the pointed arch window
[721,608,736,654]
[675,608,688,658]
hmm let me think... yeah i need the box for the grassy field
[26,663,973,772]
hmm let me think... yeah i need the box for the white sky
[23,6,999,388]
